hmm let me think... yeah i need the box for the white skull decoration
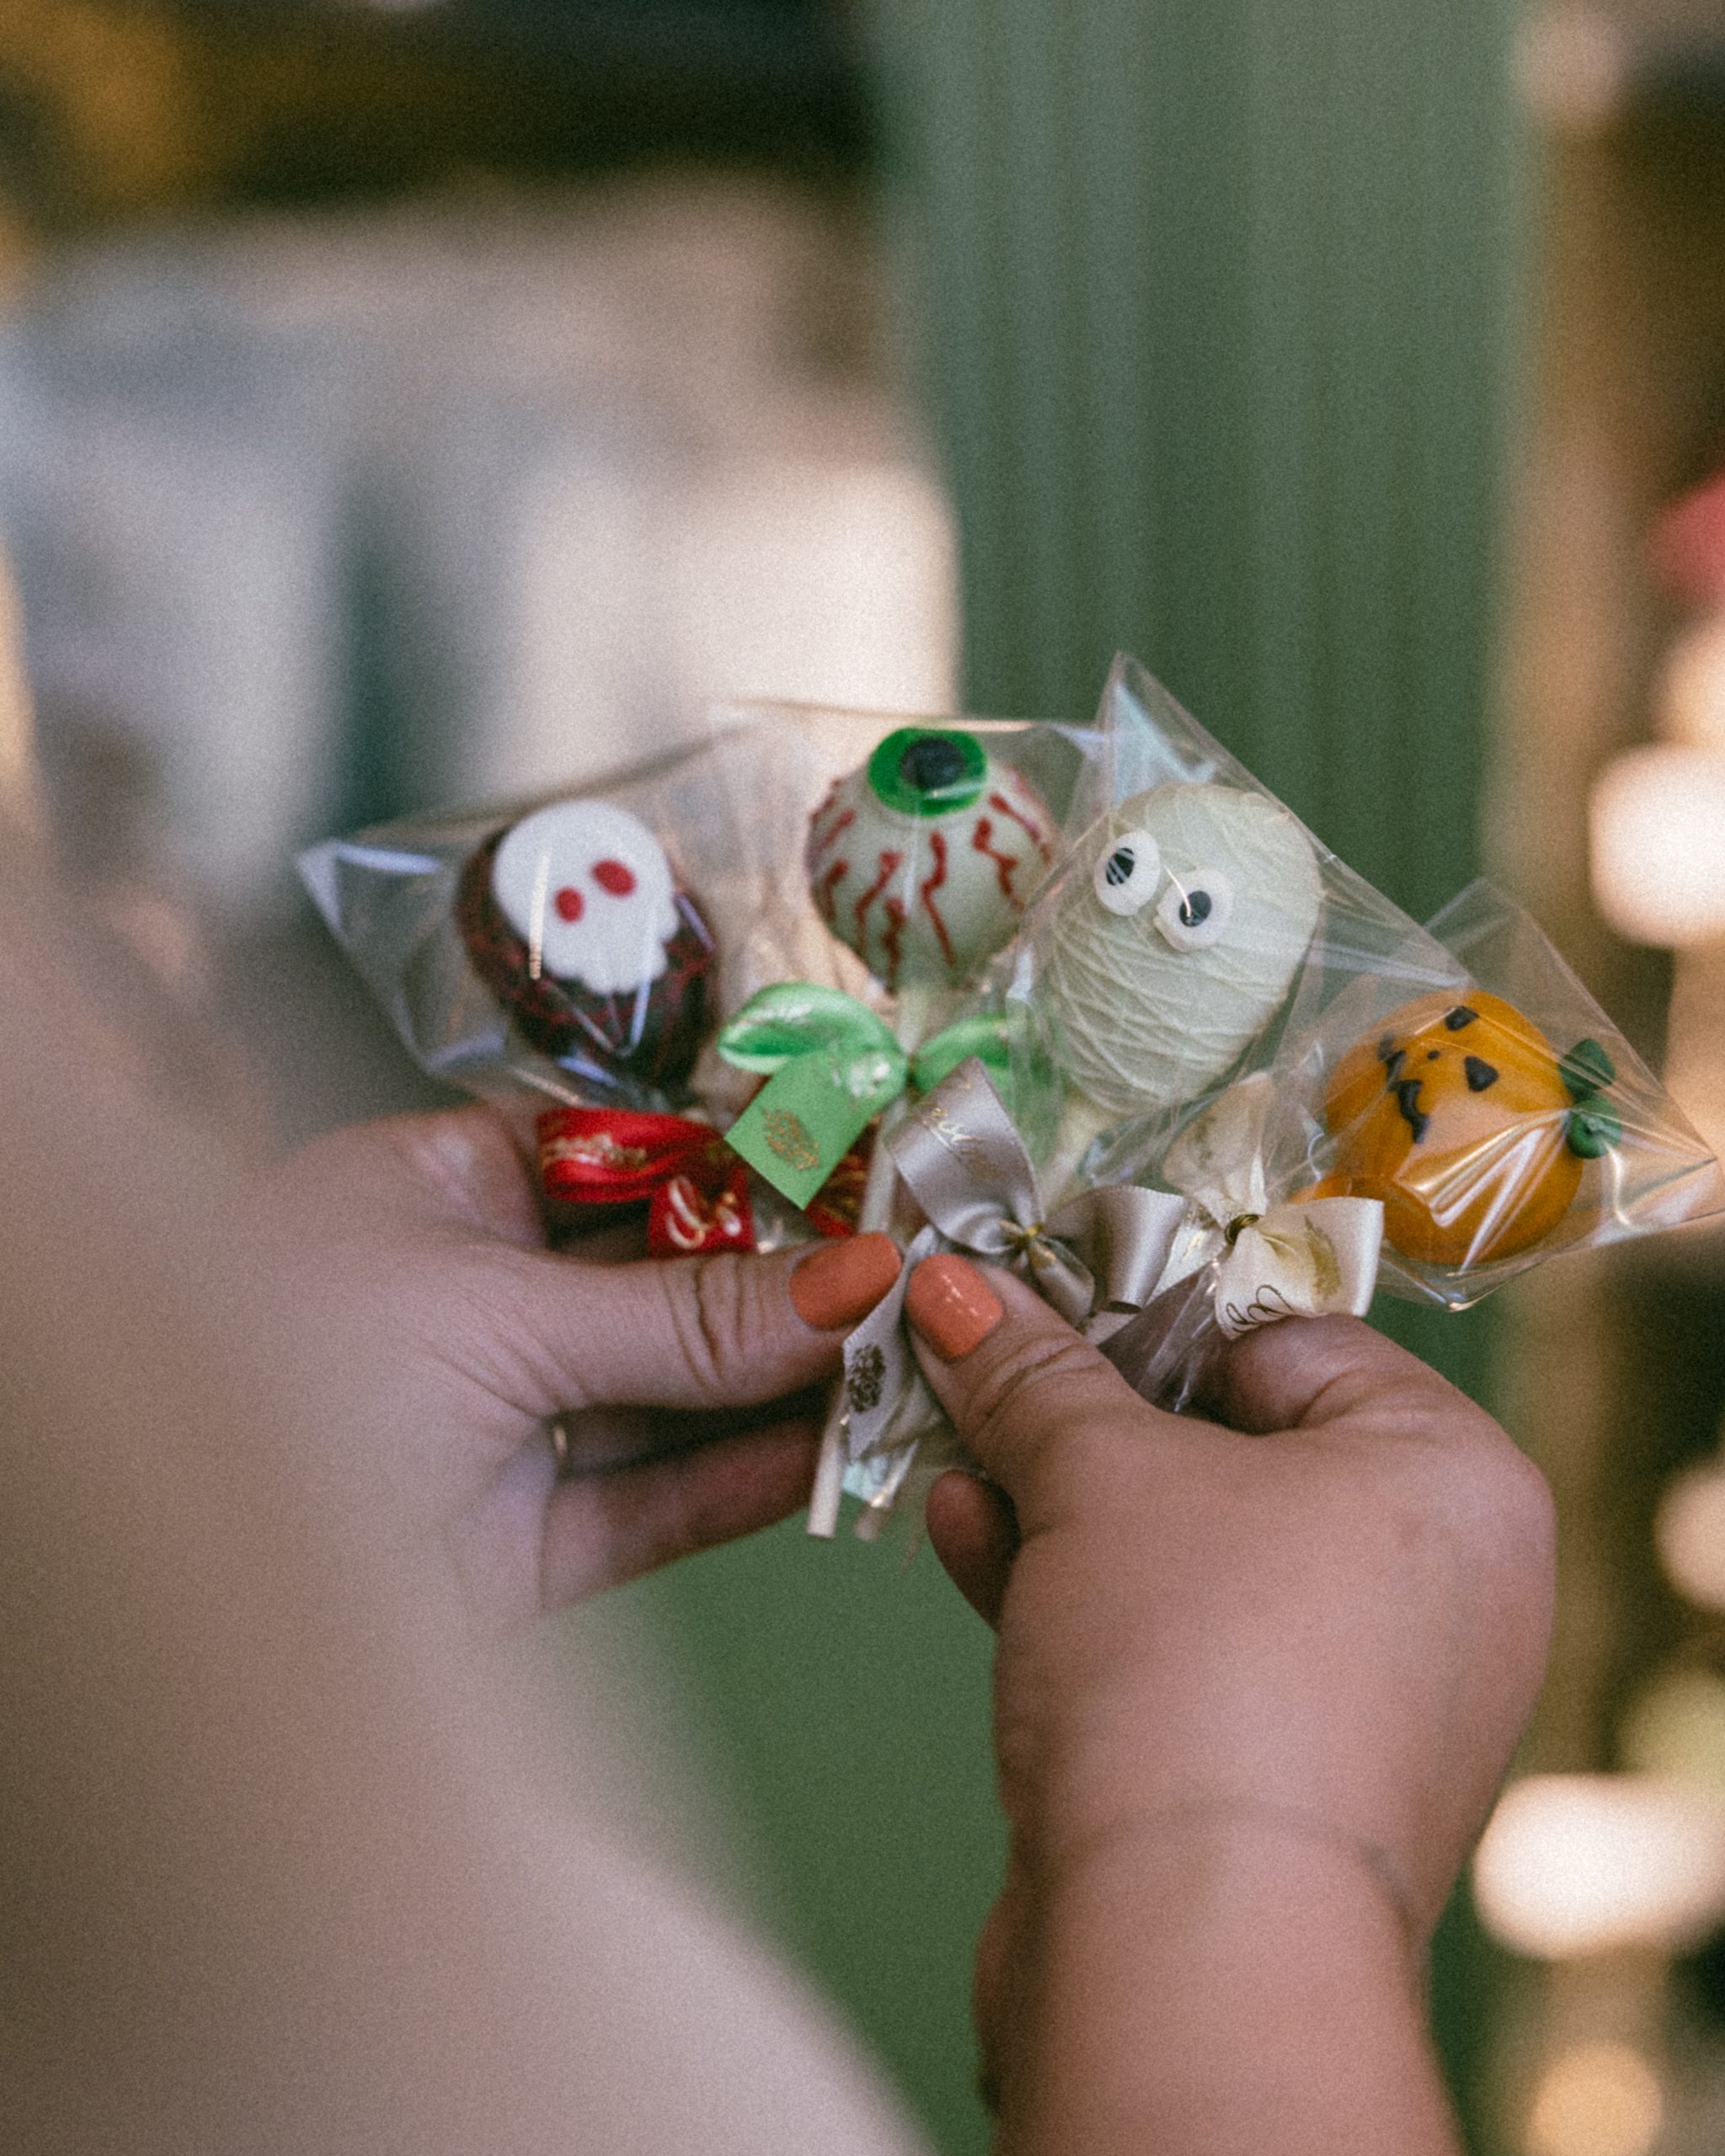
[491,800,681,996]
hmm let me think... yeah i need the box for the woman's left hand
[271,1106,900,1632]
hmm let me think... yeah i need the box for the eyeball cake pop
[1040,782,1323,1133]
[806,728,1055,994]
[456,798,715,1093]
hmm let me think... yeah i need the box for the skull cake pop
[456,797,715,1095]
[1037,782,1323,1182]
[806,727,1055,994]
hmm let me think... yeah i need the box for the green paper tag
[727,1045,904,1207]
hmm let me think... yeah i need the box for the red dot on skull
[553,885,585,922]
[593,858,637,897]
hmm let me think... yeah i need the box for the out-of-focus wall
[0,182,955,916]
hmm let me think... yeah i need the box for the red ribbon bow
[537,1107,754,1256]
[536,1107,870,1257]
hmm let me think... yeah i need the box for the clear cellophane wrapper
[299,702,1135,1255]
[996,664,1725,1422]
[846,656,1725,1514]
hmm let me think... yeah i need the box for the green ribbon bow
[717,982,1020,1208]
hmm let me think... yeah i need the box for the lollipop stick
[1043,1091,1115,1209]
[805,985,936,1539]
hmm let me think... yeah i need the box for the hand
[905,1256,1554,2154]
[268,1107,900,1633]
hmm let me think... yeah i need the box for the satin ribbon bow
[836,1062,1386,1496]
[1146,1073,1385,1339]
[536,1107,756,1256]
[839,1058,1184,1461]
[717,982,1015,1209]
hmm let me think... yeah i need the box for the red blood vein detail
[972,818,1023,905]
[853,850,902,971]
[990,787,1054,865]
[809,802,854,860]
[882,898,907,990]
[815,858,847,926]
[919,830,955,969]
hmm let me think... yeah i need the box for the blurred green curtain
[868,0,1514,926]
[862,0,1522,2143]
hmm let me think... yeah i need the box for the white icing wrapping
[1042,783,1322,1120]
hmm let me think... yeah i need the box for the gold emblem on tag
[846,1343,885,1415]
[762,1110,820,1173]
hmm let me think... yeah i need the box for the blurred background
[13,1,1725,2150]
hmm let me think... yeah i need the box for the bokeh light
[1621,1664,1725,1790]
[1590,744,1725,946]
[1474,1774,1725,1958]
[1525,2041,1664,2156]
[1656,1461,1725,1612]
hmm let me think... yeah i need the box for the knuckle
[661,1252,755,1404]
[962,1329,1117,1466]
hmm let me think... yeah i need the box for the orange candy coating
[1320,990,1583,1269]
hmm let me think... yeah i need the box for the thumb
[905,1253,1167,1528]
[505,1232,904,1416]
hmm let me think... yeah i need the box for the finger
[1201,1313,1497,1446]
[283,1106,544,1247]
[553,1387,830,1476]
[905,1254,1165,1521]
[538,1417,819,1607]
[926,1469,1017,1627]
[501,1232,904,1418]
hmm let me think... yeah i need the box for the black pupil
[1179,889,1213,927]
[1104,847,1136,887]
[900,736,968,794]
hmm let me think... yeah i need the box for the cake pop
[1037,782,1323,1187]
[806,727,1054,995]
[456,798,715,1095]
[798,727,1055,1539]
[1315,991,1617,1267]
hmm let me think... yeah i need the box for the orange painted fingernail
[906,1254,1003,1361]
[790,1233,903,1331]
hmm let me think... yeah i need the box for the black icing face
[1092,826,1162,915]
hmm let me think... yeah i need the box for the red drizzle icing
[809,800,855,860]
[990,786,1054,866]
[882,897,907,989]
[919,830,955,969]
[972,817,1023,905]
[853,850,903,974]
[814,858,847,926]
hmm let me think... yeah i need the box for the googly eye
[1092,829,1161,915]
[1155,867,1235,950]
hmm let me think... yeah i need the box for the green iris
[866,727,988,817]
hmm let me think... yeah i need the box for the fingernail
[790,1233,903,1331]
[906,1254,1003,1361]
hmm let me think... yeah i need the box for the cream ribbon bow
[1150,1073,1384,1338]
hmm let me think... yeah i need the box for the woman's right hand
[905,1257,1554,2156]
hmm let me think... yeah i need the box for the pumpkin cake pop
[1316,990,1618,1268]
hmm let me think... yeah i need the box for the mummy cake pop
[1039,782,1322,1173]
[806,728,1055,994]
[456,797,715,1094]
